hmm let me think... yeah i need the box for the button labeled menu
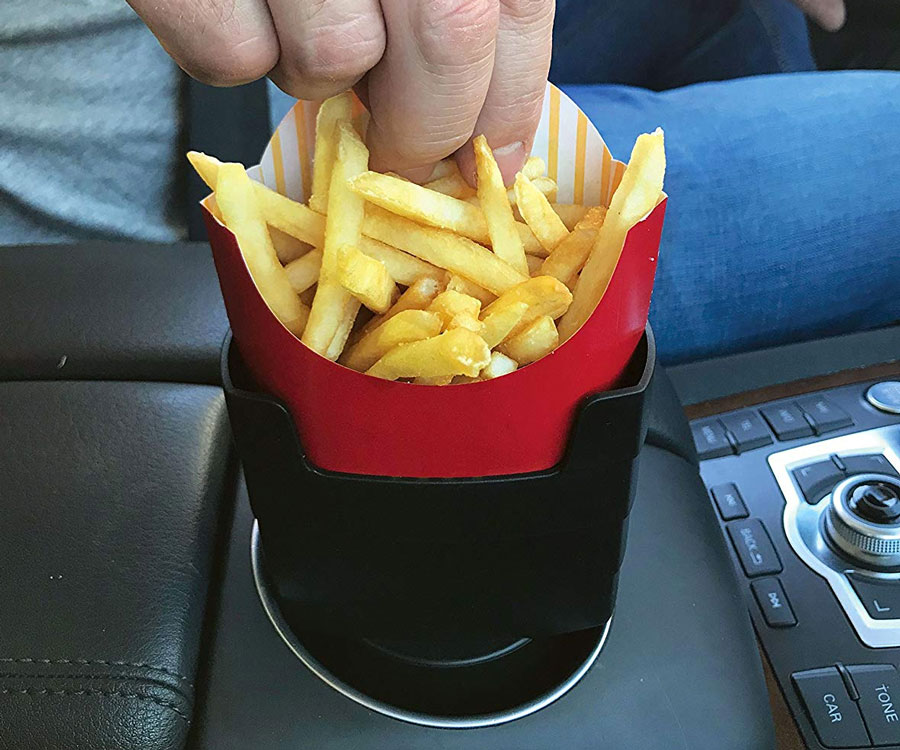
[726,519,782,577]
[761,404,814,441]
[710,483,748,520]
[720,411,773,452]
[751,578,796,627]
[793,667,870,748]
[691,420,733,460]
[847,664,900,746]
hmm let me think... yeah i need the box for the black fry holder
[222,326,656,644]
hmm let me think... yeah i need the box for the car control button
[720,411,773,452]
[726,519,782,577]
[797,396,853,434]
[847,664,900,746]
[691,420,733,460]
[792,667,870,748]
[867,382,900,415]
[710,483,749,520]
[751,578,796,627]
[842,454,900,479]
[848,575,900,620]
[793,459,846,504]
[761,404,815,441]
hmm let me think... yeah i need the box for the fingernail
[491,141,526,186]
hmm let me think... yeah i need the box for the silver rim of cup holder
[250,521,611,729]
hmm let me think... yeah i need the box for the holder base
[251,522,610,729]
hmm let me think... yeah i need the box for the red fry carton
[203,84,666,478]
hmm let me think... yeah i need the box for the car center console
[694,380,900,749]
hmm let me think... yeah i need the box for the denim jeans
[268,0,900,364]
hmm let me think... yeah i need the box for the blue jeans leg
[564,71,900,364]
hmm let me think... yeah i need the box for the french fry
[299,286,316,306]
[540,205,608,284]
[522,157,546,180]
[352,110,370,140]
[366,328,491,381]
[356,276,447,339]
[480,351,518,379]
[188,152,326,246]
[559,128,665,340]
[309,93,353,214]
[473,135,528,276]
[498,315,559,365]
[358,237,444,286]
[303,122,368,357]
[214,162,309,336]
[447,313,484,334]
[518,223,548,258]
[337,244,398,313]
[481,276,573,340]
[428,290,482,327]
[551,203,591,231]
[285,248,323,293]
[270,227,312,264]
[427,159,459,182]
[424,172,476,199]
[342,309,442,372]
[480,300,529,349]
[325,296,361,361]
[526,254,543,275]
[508,176,557,206]
[362,206,528,296]
[446,275,495,306]
[515,173,570,253]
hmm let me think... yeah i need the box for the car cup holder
[224,327,656,727]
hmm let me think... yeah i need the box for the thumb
[793,0,846,31]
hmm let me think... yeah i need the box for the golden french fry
[515,173,570,253]
[342,309,442,372]
[481,276,573,339]
[284,248,323,293]
[270,227,311,264]
[526,254,543,275]
[356,275,447,339]
[518,223,548,258]
[473,135,528,276]
[428,290,482,327]
[324,296,361,361]
[309,93,353,214]
[362,206,527,295]
[508,176,557,206]
[358,236,444,286]
[215,162,308,336]
[480,351,518,379]
[337,244,398,313]
[423,172,476,199]
[188,152,327,246]
[480,301,529,349]
[540,205,608,284]
[303,122,368,357]
[559,129,665,340]
[523,156,546,180]
[366,328,491,381]
[427,159,459,182]
[498,315,559,365]
[447,313,484,334]
[446,275,495,306]
[551,203,591,231]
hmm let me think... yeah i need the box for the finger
[267,0,386,101]
[127,0,279,86]
[455,0,555,185]
[365,0,500,181]
[793,0,846,31]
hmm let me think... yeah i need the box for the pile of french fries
[189,92,665,384]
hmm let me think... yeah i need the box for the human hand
[790,0,846,31]
[129,0,555,184]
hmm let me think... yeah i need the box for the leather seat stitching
[0,672,193,703]
[0,657,193,686]
[0,687,190,722]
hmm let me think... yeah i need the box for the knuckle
[184,34,277,86]
[414,0,499,67]
[499,0,555,23]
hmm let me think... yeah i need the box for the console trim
[768,425,900,648]
[250,522,611,729]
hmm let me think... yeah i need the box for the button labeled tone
[793,667,870,748]
[726,519,782,577]
[751,578,796,627]
[847,664,900,746]
[710,483,749,520]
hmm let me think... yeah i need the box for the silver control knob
[866,381,900,415]
[825,474,900,567]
